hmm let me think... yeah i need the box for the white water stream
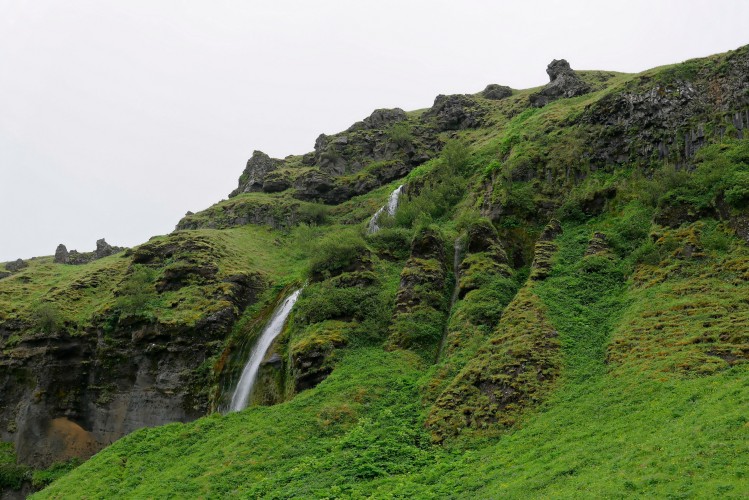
[367,185,404,234]
[228,288,302,412]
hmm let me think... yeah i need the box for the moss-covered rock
[426,287,560,441]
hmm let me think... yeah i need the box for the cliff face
[2,45,749,497]
[0,232,266,468]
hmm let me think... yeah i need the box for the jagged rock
[458,219,512,299]
[348,108,408,131]
[229,150,284,197]
[292,169,336,202]
[0,271,10,280]
[529,59,591,108]
[53,244,69,264]
[481,84,512,100]
[53,240,123,266]
[5,259,28,272]
[387,228,449,358]
[94,239,115,259]
[422,94,486,131]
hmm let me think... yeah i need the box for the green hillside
[1,45,748,498]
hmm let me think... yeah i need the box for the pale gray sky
[1,0,747,261]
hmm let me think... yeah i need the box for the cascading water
[228,288,302,412]
[367,185,404,234]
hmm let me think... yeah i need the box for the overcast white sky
[1,0,747,261]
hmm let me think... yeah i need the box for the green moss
[427,287,560,441]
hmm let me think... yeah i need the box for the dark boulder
[53,244,69,264]
[94,239,117,259]
[529,59,591,108]
[481,84,512,100]
[5,259,28,272]
[422,94,486,131]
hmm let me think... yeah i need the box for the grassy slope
[22,46,749,497]
[37,219,749,499]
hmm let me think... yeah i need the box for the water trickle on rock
[228,288,302,412]
[436,236,464,362]
[367,185,404,234]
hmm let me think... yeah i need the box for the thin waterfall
[436,236,464,362]
[367,185,404,234]
[228,288,302,412]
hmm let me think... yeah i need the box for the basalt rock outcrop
[580,45,749,167]
[215,107,438,213]
[481,84,512,100]
[53,240,124,265]
[422,94,487,131]
[529,59,591,108]
[229,150,285,197]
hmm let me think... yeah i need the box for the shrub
[115,265,157,316]
[441,139,470,174]
[308,231,368,279]
[32,302,63,334]
[386,122,413,147]
[366,227,412,260]
[724,171,749,208]
[297,203,330,225]
[607,202,654,257]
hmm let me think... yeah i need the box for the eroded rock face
[229,150,285,197]
[0,235,265,468]
[529,59,591,108]
[530,219,563,281]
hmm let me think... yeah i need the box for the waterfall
[367,185,404,234]
[228,288,302,412]
[436,236,464,362]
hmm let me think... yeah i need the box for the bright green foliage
[386,122,413,147]
[113,265,157,318]
[31,302,63,334]
[18,46,749,498]
[307,230,369,279]
[0,443,29,490]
